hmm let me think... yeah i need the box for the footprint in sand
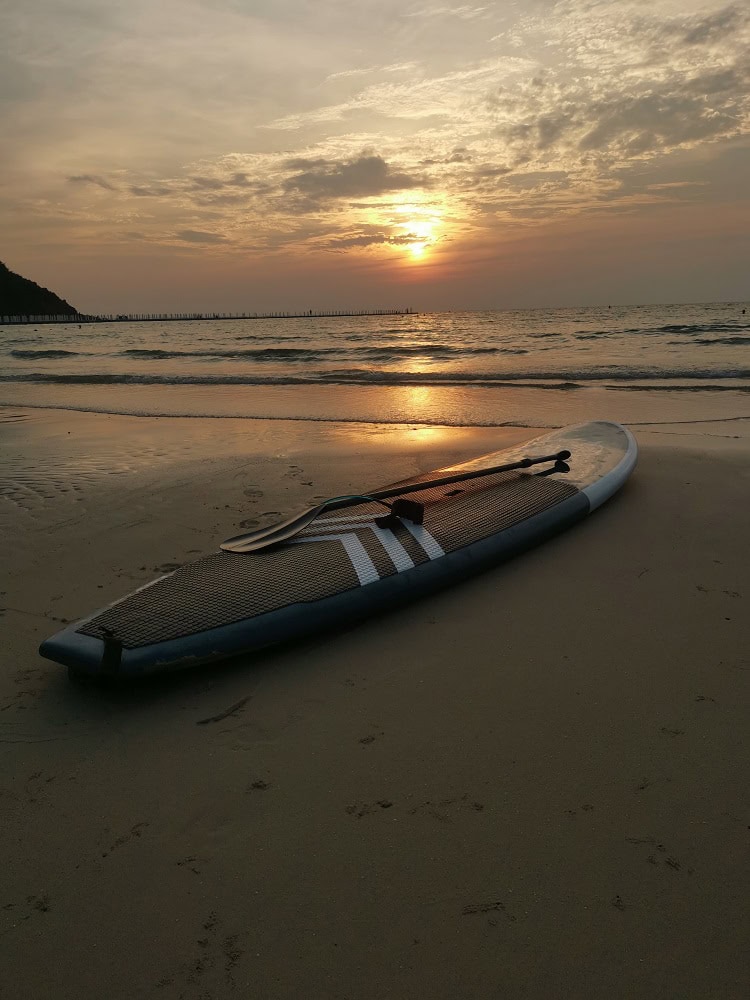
[462,899,516,924]
[101,821,149,858]
[625,836,693,874]
[409,794,485,822]
[158,911,246,992]
[346,800,393,817]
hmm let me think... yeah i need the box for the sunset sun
[400,215,437,262]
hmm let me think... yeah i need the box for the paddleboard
[39,420,637,679]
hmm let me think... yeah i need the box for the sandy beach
[1,408,748,999]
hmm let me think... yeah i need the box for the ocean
[1,301,748,431]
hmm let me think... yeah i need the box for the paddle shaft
[221,449,571,553]
[325,449,571,509]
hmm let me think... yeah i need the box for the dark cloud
[346,199,413,208]
[129,173,269,203]
[579,84,739,153]
[174,230,228,244]
[187,173,275,207]
[191,193,251,206]
[68,174,116,191]
[472,164,512,179]
[536,113,569,150]
[190,176,225,190]
[679,4,744,45]
[461,163,513,190]
[324,231,423,250]
[505,171,569,191]
[421,146,472,166]
[282,155,428,201]
[691,65,747,96]
[283,157,330,170]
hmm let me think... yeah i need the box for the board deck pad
[78,468,579,649]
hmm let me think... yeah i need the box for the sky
[1,0,749,313]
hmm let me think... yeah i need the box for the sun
[357,197,445,264]
[403,219,435,262]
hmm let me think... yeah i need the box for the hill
[0,261,79,318]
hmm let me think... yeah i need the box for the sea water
[1,302,748,430]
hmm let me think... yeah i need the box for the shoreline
[1,410,749,999]
[2,379,749,435]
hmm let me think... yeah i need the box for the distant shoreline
[1,307,416,326]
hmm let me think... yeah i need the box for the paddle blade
[221,503,326,553]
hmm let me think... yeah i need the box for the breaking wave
[2,367,748,388]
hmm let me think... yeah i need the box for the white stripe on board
[291,534,380,586]
[401,521,445,559]
[309,522,415,573]
[369,526,415,572]
[299,518,444,568]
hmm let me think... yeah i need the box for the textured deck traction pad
[79,470,579,648]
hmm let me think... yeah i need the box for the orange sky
[1,1,749,312]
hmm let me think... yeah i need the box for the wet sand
[1,410,748,999]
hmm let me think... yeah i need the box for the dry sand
[1,410,748,999]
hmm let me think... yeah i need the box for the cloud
[470,164,512,180]
[578,86,741,153]
[282,154,428,200]
[483,5,750,176]
[68,174,116,191]
[676,4,744,44]
[174,229,228,244]
[190,176,226,190]
[284,157,330,171]
[265,59,529,131]
[421,147,473,165]
[325,62,417,82]
[126,171,270,204]
[405,5,488,19]
[505,171,570,191]
[324,231,424,250]
[130,184,175,197]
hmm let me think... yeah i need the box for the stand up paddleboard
[40,420,637,679]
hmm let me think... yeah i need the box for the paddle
[221,449,571,554]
